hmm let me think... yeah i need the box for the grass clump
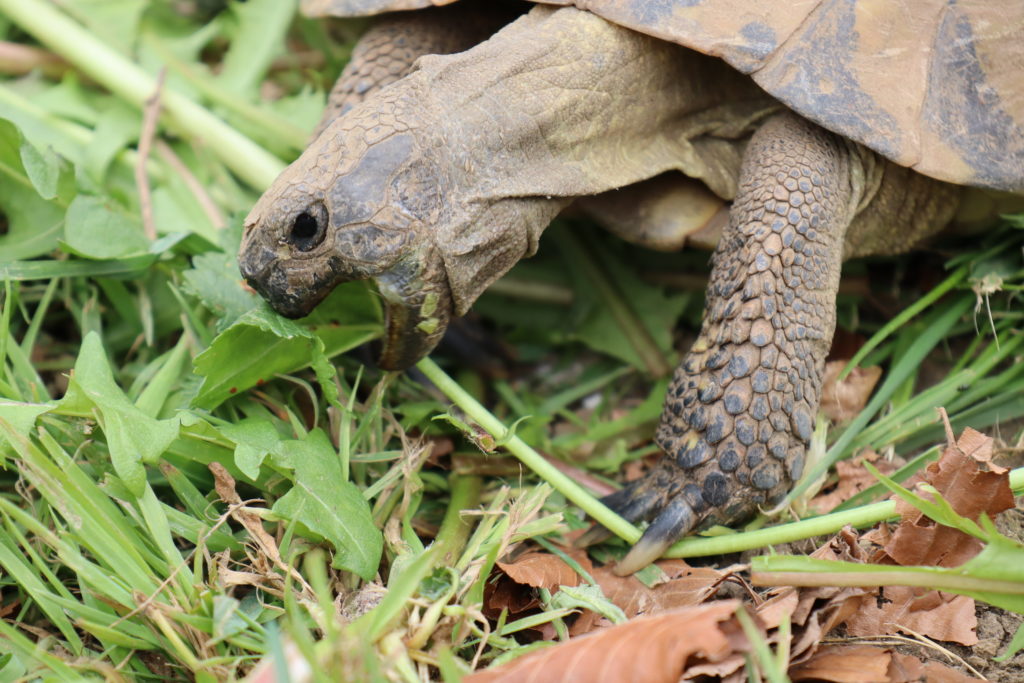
[0,1,1022,680]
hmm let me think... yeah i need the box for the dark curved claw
[613,494,702,576]
[576,481,662,548]
[578,468,712,575]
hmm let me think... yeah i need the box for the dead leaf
[884,426,1013,569]
[570,563,724,635]
[487,548,594,617]
[793,647,979,683]
[821,362,883,423]
[789,645,891,682]
[497,551,590,591]
[918,661,979,683]
[756,529,875,665]
[844,585,978,646]
[209,463,311,595]
[465,601,747,683]
[810,451,898,513]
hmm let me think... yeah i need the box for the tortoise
[238,0,1024,574]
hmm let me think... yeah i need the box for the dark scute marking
[703,472,730,507]
[735,417,756,446]
[753,0,901,161]
[718,442,741,472]
[752,463,781,491]
[328,133,413,227]
[920,10,1024,191]
[627,0,700,25]
[677,437,710,469]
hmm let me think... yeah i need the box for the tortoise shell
[301,0,1024,192]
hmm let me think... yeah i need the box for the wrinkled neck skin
[241,6,774,367]
[412,6,773,312]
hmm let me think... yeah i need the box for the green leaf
[191,283,380,410]
[59,332,179,496]
[0,118,65,259]
[0,253,160,281]
[997,622,1024,661]
[182,250,259,330]
[0,401,53,439]
[220,417,286,480]
[84,103,139,182]
[62,195,148,258]
[574,251,686,370]
[217,0,298,98]
[272,429,382,580]
[19,138,62,199]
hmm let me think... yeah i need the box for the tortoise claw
[613,483,703,575]
[576,480,664,548]
[614,497,701,575]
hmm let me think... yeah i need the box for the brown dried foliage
[465,601,748,683]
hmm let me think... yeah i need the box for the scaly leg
[604,113,958,575]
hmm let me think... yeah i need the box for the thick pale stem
[416,357,642,543]
[0,0,285,190]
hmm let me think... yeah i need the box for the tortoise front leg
[314,5,513,138]
[606,113,955,575]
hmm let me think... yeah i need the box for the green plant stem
[666,500,895,558]
[432,474,483,565]
[666,466,1024,558]
[144,33,308,152]
[416,357,641,544]
[752,568,1024,594]
[837,264,967,381]
[0,0,285,190]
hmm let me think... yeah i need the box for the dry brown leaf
[487,547,595,617]
[821,362,883,423]
[954,427,1001,472]
[484,574,540,616]
[570,563,724,635]
[465,601,747,683]
[884,426,1013,569]
[844,585,978,646]
[496,551,590,591]
[918,661,980,683]
[810,451,899,513]
[789,645,891,682]
[756,529,875,665]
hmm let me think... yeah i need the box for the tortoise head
[239,118,452,370]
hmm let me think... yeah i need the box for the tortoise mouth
[240,259,337,320]
[238,245,453,371]
[371,259,453,370]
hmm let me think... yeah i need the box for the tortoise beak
[372,256,453,371]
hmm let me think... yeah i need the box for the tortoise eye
[288,205,328,252]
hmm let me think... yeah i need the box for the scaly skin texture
[610,114,958,573]
[240,6,964,572]
[313,4,515,139]
[240,7,774,366]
